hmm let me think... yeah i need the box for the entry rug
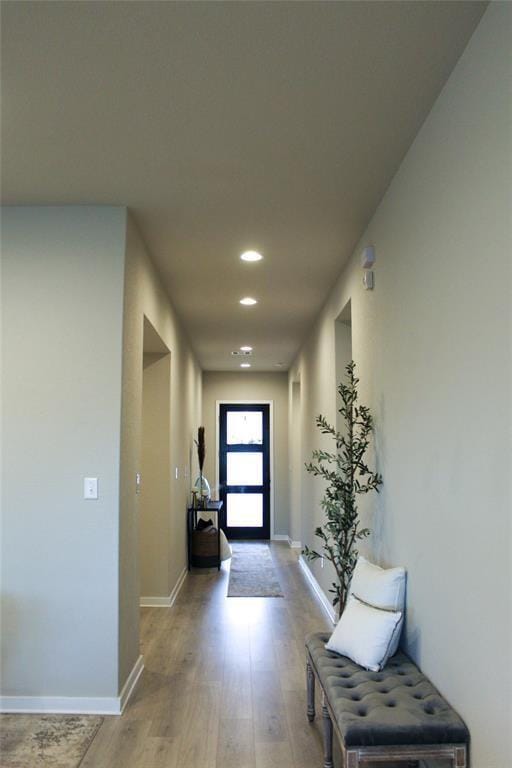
[227,542,284,597]
[0,714,103,768]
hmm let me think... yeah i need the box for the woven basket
[191,529,218,558]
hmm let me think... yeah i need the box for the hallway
[2,4,511,765]
[81,544,332,768]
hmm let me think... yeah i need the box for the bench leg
[322,692,334,768]
[455,745,468,768]
[306,661,315,722]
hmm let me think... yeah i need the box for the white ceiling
[1,1,486,370]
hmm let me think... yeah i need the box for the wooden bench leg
[455,745,468,768]
[322,692,334,768]
[306,661,315,722]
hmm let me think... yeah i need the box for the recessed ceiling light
[240,363,251,368]
[240,345,253,352]
[240,297,257,306]
[240,250,263,262]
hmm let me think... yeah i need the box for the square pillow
[349,556,406,658]
[349,555,406,611]
[325,595,402,672]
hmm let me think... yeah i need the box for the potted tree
[303,361,382,619]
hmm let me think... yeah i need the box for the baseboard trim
[298,555,336,624]
[0,655,144,715]
[140,566,187,608]
[119,654,144,713]
[271,534,301,548]
[140,594,172,607]
[0,695,122,715]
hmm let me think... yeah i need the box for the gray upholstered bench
[306,632,469,768]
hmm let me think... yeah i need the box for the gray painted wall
[290,6,511,766]
[1,206,126,698]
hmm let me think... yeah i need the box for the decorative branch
[195,426,205,471]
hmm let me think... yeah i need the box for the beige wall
[202,372,289,536]
[1,206,125,700]
[334,314,352,437]
[140,349,172,598]
[289,379,302,544]
[289,6,511,766]
[119,214,202,688]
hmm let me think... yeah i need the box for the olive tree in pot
[303,361,382,619]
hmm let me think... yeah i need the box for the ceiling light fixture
[240,345,253,352]
[239,297,257,306]
[240,363,251,368]
[240,250,263,262]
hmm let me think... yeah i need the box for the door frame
[215,400,275,540]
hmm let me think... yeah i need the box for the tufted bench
[306,632,469,768]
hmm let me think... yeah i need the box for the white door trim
[215,400,275,539]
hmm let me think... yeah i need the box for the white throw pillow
[219,528,232,561]
[349,556,406,611]
[325,596,402,672]
[349,556,406,658]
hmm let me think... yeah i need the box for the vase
[193,474,211,508]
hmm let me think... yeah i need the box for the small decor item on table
[193,474,211,508]
[193,425,211,509]
[303,361,383,619]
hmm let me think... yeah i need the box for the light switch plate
[84,477,98,500]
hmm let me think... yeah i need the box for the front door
[219,404,270,540]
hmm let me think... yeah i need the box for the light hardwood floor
[81,542,336,768]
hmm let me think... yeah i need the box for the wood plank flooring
[81,542,335,768]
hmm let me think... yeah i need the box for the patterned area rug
[0,714,103,768]
[227,542,284,597]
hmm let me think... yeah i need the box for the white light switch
[175,467,179,480]
[84,477,98,500]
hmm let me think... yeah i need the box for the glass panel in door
[219,404,270,540]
